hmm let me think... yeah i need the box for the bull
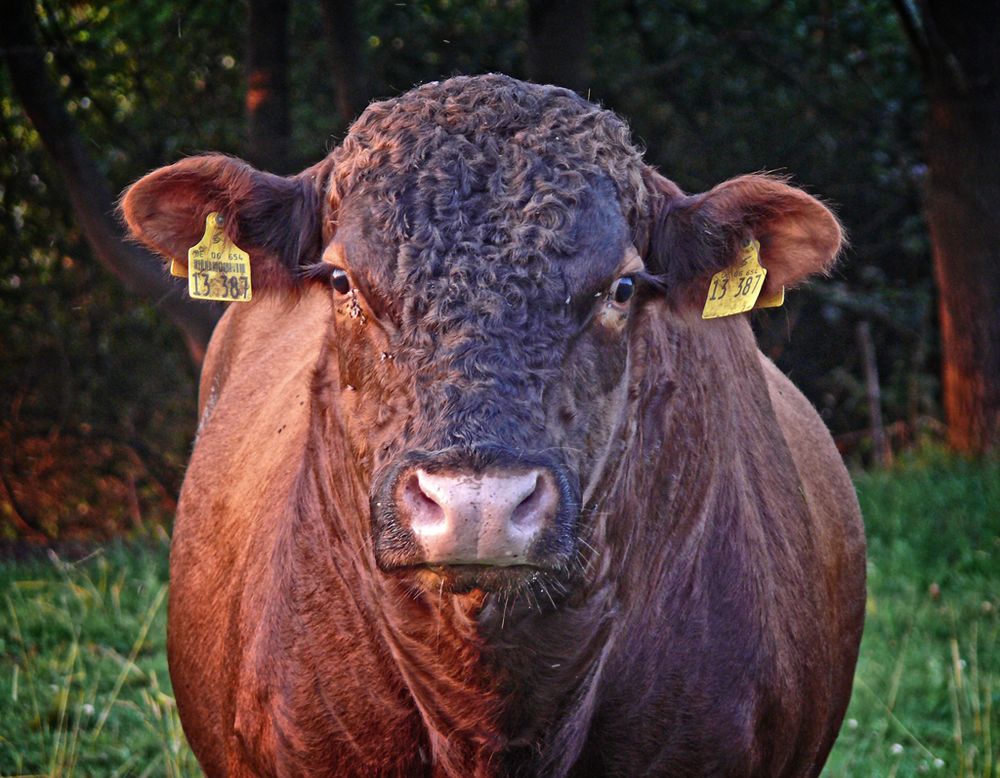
[123,74,865,777]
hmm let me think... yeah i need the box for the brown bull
[123,75,865,777]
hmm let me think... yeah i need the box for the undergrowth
[0,543,195,777]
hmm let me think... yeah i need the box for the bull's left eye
[330,267,351,295]
[609,276,636,304]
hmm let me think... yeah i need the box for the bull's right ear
[121,154,331,290]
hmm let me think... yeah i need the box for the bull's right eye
[330,267,351,294]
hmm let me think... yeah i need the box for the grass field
[1,451,997,777]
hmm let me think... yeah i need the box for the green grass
[1,451,997,777]
[826,451,1000,777]
[0,543,197,777]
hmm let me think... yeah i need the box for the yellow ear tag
[754,285,785,310]
[702,238,769,319]
[169,258,187,278]
[185,212,252,302]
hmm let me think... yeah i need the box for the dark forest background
[1,0,997,540]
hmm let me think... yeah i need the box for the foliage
[1,0,937,537]
[0,0,241,538]
[0,453,995,775]
[0,539,196,776]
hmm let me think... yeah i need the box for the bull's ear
[121,154,330,290]
[645,172,844,303]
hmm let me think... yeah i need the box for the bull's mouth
[389,561,568,598]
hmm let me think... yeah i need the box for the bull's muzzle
[397,467,559,565]
[371,449,579,578]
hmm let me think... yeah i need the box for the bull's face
[122,75,842,596]
[325,178,645,591]
[307,79,661,593]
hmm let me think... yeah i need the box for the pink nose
[396,467,559,565]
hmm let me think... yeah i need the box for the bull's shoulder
[761,350,867,769]
[170,288,333,763]
[757,353,855,506]
[758,350,866,644]
[758,352,863,531]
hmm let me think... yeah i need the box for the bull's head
[123,75,841,596]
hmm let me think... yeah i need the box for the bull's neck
[281,395,613,775]
[598,309,814,683]
[276,435,486,772]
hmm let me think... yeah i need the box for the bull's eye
[609,276,636,304]
[329,267,351,295]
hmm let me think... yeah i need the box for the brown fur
[122,75,865,777]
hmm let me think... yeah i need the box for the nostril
[510,473,540,527]
[413,476,440,510]
[401,471,445,530]
[510,471,557,529]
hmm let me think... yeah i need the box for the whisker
[435,577,445,647]
[539,580,557,610]
[575,548,596,576]
[530,445,586,457]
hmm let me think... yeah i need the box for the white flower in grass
[847,718,858,730]
[890,743,904,755]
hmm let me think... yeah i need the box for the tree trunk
[320,0,370,125]
[1,0,219,364]
[247,0,293,173]
[925,90,1000,453]
[526,0,595,95]
[920,2,1000,454]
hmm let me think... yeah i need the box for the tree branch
[916,0,969,93]
[1,0,220,364]
[889,0,933,77]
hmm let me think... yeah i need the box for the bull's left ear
[121,154,331,290]
[645,172,844,302]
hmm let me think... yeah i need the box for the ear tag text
[184,212,252,303]
[702,239,780,319]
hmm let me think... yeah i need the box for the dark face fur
[316,76,652,593]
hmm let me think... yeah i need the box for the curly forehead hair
[327,74,652,248]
